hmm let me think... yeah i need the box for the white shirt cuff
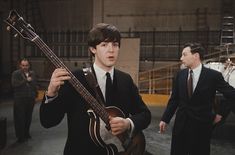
[44,93,58,103]
[126,118,135,137]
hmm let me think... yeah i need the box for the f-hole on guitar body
[4,10,146,155]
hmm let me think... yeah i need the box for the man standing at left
[11,58,37,143]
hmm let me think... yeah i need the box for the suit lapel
[113,69,117,90]
[111,69,119,106]
[90,66,106,104]
[192,66,207,95]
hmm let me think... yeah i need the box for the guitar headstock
[4,10,37,41]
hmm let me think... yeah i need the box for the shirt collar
[93,63,114,80]
[191,63,202,75]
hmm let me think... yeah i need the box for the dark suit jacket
[40,69,151,155]
[11,69,37,99]
[161,65,235,134]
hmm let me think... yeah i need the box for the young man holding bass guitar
[40,23,151,155]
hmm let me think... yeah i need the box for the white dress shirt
[190,63,202,92]
[93,63,114,101]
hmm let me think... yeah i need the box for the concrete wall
[93,0,221,31]
[36,0,222,31]
[39,0,93,31]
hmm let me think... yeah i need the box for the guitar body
[87,106,146,155]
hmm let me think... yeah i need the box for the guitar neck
[33,36,109,124]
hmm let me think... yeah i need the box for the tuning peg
[6,26,11,31]
[14,33,18,38]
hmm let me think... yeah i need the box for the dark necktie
[187,70,193,98]
[105,72,113,106]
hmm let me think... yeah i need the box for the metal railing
[139,62,181,95]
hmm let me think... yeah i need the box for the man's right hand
[47,68,71,97]
[213,114,222,125]
[159,121,167,134]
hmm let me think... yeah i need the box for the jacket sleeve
[127,75,151,132]
[216,72,235,102]
[161,73,179,124]
[40,83,68,128]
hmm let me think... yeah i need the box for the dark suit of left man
[11,59,37,142]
